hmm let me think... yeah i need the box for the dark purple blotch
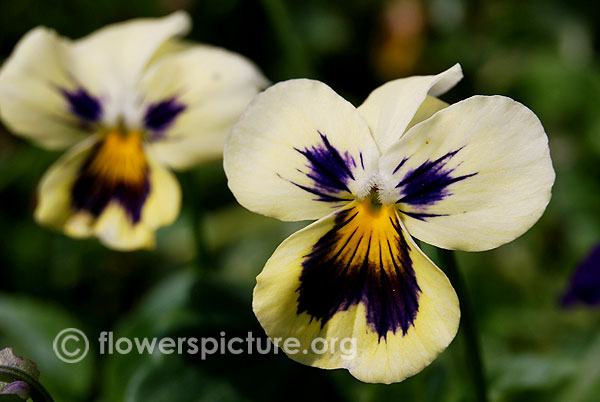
[61,88,102,122]
[562,243,600,307]
[144,97,187,133]
[395,147,477,219]
[290,131,356,203]
[71,146,150,224]
[297,208,421,340]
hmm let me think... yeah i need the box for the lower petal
[35,137,181,250]
[253,201,459,383]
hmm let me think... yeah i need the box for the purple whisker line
[294,147,353,193]
[396,147,465,188]
[393,157,409,174]
[290,180,352,203]
[60,87,103,122]
[397,172,478,205]
[287,131,359,201]
[399,210,448,221]
[144,97,187,133]
[317,130,356,180]
[393,146,478,210]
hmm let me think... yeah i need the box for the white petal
[358,64,462,152]
[224,79,380,221]
[141,44,268,169]
[379,95,555,251]
[70,12,190,99]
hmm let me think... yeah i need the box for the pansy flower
[562,242,600,307]
[0,12,267,250]
[224,64,554,383]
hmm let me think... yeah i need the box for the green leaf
[125,359,246,402]
[101,269,198,402]
[0,394,26,402]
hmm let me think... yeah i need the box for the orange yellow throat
[71,130,150,223]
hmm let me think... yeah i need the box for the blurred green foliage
[1,0,600,401]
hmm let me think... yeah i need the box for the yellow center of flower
[88,130,147,184]
[335,197,405,268]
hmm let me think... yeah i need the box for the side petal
[357,64,462,152]
[224,79,380,222]
[0,28,89,149]
[70,12,190,97]
[35,140,181,251]
[253,201,459,384]
[141,45,268,169]
[379,95,555,251]
[35,138,99,227]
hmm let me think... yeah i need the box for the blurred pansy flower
[373,0,426,79]
[224,64,554,383]
[0,12,267,250]
[562,243,600,307]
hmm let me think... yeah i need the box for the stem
[259,0,314,78]
[192,205,213,271]
[437,248,488,402]
[183,172,212,271]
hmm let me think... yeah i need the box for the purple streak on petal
[396,147,477,208]
[61,88,102,122]
[392,156,409,174]
[399,210,448,221]
[561,243,600,307]
[144,97,187,133]
[290,131,356,202]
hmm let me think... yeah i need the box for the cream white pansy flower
[224,64,554,383]
[0,12,267,250]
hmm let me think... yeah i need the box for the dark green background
[1,0,599,401]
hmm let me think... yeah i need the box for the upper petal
[379,95,555,251]
[141,44,268,169]
[357,64,462,152]
[70,12,190,97]
[0,28,90,149]
[253,201,459,383]
[224,79,380,222]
